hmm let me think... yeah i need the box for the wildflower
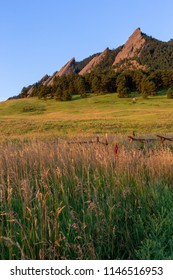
[114,143,119,157]
[70,223,79,230]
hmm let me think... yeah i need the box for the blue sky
[0,0,173,101]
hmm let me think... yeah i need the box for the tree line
[20,69,173,100]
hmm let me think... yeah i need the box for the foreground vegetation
[1,137,173,259]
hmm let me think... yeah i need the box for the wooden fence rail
[156,135,173,143]
[66,135,173,146]
[67,136,108,146]
[128,136,159,143]
[55,133,173,158]
[128,135,173,144]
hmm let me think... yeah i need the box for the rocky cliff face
[114,59,147,71]
[79,48,109,75]
[27,75,50,97]
[45,58,76,86]
[58,57,76,76]
[113,28,145,66]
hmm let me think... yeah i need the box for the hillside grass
[0,91,173,139]
[1,138,173,259]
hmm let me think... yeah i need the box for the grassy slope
[0,91,173,138]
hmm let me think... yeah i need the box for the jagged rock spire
[113,27,145,65]
[45,58,76,86]
[79,48,109,75]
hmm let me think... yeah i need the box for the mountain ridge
[13,28,173,99]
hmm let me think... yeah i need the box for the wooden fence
[128,135,173,144]
[65,133,173,158]
[67,134,173,146]
[67,136,108,146]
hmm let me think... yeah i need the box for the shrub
[166,87,173,99]
[141,78,156,99]
[21,103,46,113]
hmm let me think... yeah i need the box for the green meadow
[0,91,173,139]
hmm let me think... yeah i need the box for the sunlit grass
[1,137,173,259]
[0,93,173,138]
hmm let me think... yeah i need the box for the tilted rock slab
[113,28,145,65]
[79,48,109,75]
[45,58,76,86]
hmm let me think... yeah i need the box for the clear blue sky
[0,0,173,101]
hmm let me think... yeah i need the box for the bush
[166,87,173,99]
[21,103,46,113]
[117,86,130,98]
[141,78,156,99]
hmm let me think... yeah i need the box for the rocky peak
[79,48,109,75]
[58,57,76,76]
[113,28,145,65]
[27,75,50,97]
[45,58,76,86]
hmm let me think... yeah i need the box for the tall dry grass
[0,137,173,259]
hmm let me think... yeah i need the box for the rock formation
[79,48,109,75]
[45,58,76,86]
[27,75,50,97]
[58,57,76,76]
[113,28,145,66]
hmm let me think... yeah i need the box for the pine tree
[117,74,130,98]
[140,77,156,98]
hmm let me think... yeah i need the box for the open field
[1,93,173,260]
[1,137,173,259]
[0,92,173,139]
